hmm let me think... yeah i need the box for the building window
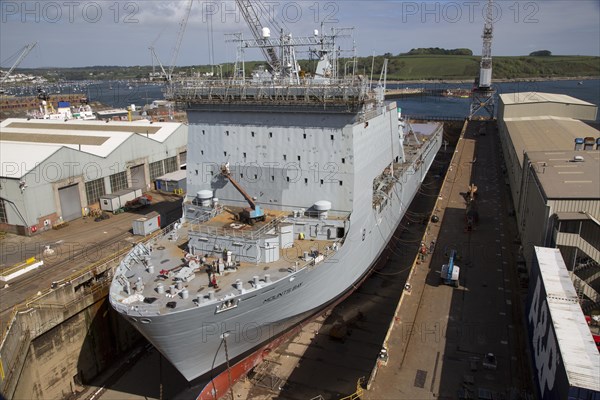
[297,155,301,161]
[320,179,324,185]
[339,181,343,186]
[283,154,287,161]
[303,133,306,139]
[251,131,255,137]
[202,130,205,135]
[243,152,247,158]
[164,156,178,173]
[342,158,345,164]
[271,176,275,181]
[179,151,187,165]
[226,130,229,136]
[286,177,290,182]
[330,135,334,140]
[304,178,308,184]
[85,178,106,204]
[269,132,273,138]
[0,199,7,223]
[110,171,127,192]
[224,151,227,157]
[149,160,164,181]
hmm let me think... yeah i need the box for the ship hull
[115,124,442,383]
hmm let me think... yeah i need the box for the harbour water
[6,79,599,120]
[390,79,600,120]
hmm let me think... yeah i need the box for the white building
[497,92,600,313]
[0,118,187,235]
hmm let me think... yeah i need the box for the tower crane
[469,0,496,119]
[235,0,280,73]
[149,0,193,82]
[0,42,38,86]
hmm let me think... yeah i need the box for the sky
[1,0,599,68]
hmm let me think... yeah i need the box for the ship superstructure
[109,15,442,385]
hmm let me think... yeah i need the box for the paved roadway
[0,194,182,333]
[366,121,534,399]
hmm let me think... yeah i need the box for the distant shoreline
[386,76,600,85]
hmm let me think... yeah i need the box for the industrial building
[497,92,600,314]
[527,247,600,399]
[0,118,187,235]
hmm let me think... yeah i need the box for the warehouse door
[58,184,82,221]
[130,164,146,189]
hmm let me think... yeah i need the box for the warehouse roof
[500,92,595,106]
[0,118,183,178]
[503,116,600,166]
[534,247,600,391]
[527,151,600,199]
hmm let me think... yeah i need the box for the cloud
[1,0,598,68]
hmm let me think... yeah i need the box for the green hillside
[14,55,600,82]
[353,55,600,81]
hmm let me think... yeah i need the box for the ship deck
[113,209,341,316]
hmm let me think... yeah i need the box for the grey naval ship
[109,17,443,387]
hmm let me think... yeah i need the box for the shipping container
[132,211,161,236]
[99,188,143,212]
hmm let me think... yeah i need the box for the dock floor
[366,120,533,399]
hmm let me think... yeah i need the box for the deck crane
[0,42,37,86]
[441,249,460,287]
[220,163,265,225]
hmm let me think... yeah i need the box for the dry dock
[366,120,533,399]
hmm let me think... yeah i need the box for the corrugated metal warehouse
[527,247,600,399]
[497,91,600,315]
[0,118,187,235]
